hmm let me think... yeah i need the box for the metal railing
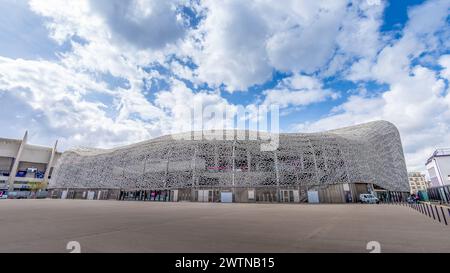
[392,201,450,226]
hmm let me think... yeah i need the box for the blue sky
[0,0,449,171]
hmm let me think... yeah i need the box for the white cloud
[265,1,348,73]
[28,0,99,44]
[29,0,186,49]
[190,0,272,91]
[190,0,385,91]
[439,54,450,81]
[154,79,238,133]
[295,95,384,132]
[329,0,385,77]
[25,0,386,93]
[0,56,160,149]
[90,0,186,49]
[263,75,338,108]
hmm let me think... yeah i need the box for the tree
[28,182,46,193]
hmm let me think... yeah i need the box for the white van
[359,194,379,204]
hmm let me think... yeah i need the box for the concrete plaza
[0,199,449,253]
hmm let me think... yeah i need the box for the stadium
[49,120,409,203]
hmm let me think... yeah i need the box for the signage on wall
[221,192,233,203]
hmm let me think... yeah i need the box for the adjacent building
[425,148,450,203]
[408,172,429,194]
[426,148,450,187]
[49,120,410,203]
[0,131,60,192]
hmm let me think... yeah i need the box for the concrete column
[247,149,251,172]
[232,141,236,188]
[43,140,58,188]
[308,139,321,185]
[322,147,328,170]
[341,146,352,191]
[164,150,170,189]
[8,131,28,191]
[191,145,197,188]
[274,151,280,201]
[300,149,304,170]
[214,145,219,169]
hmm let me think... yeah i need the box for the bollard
[427,204,432,218]
[440,207,448,225]
[435,206,441,223]
[424,204,429,217]
[431,204,436,220]
[420,203,424,214]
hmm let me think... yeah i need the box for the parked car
[0,191,8,199]
[7,191,31,199]
[359,193,379,204]
[35,191,48,199]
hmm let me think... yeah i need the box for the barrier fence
[389,201,450,226]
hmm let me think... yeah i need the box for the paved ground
[0,199,449,253]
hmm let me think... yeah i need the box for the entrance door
[280,190,296,202]
[293,190,299,202]
[171,190,178,202]
[198,190,209,202]
[87,191,95,200]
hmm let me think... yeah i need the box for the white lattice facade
[50,121,409,197]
